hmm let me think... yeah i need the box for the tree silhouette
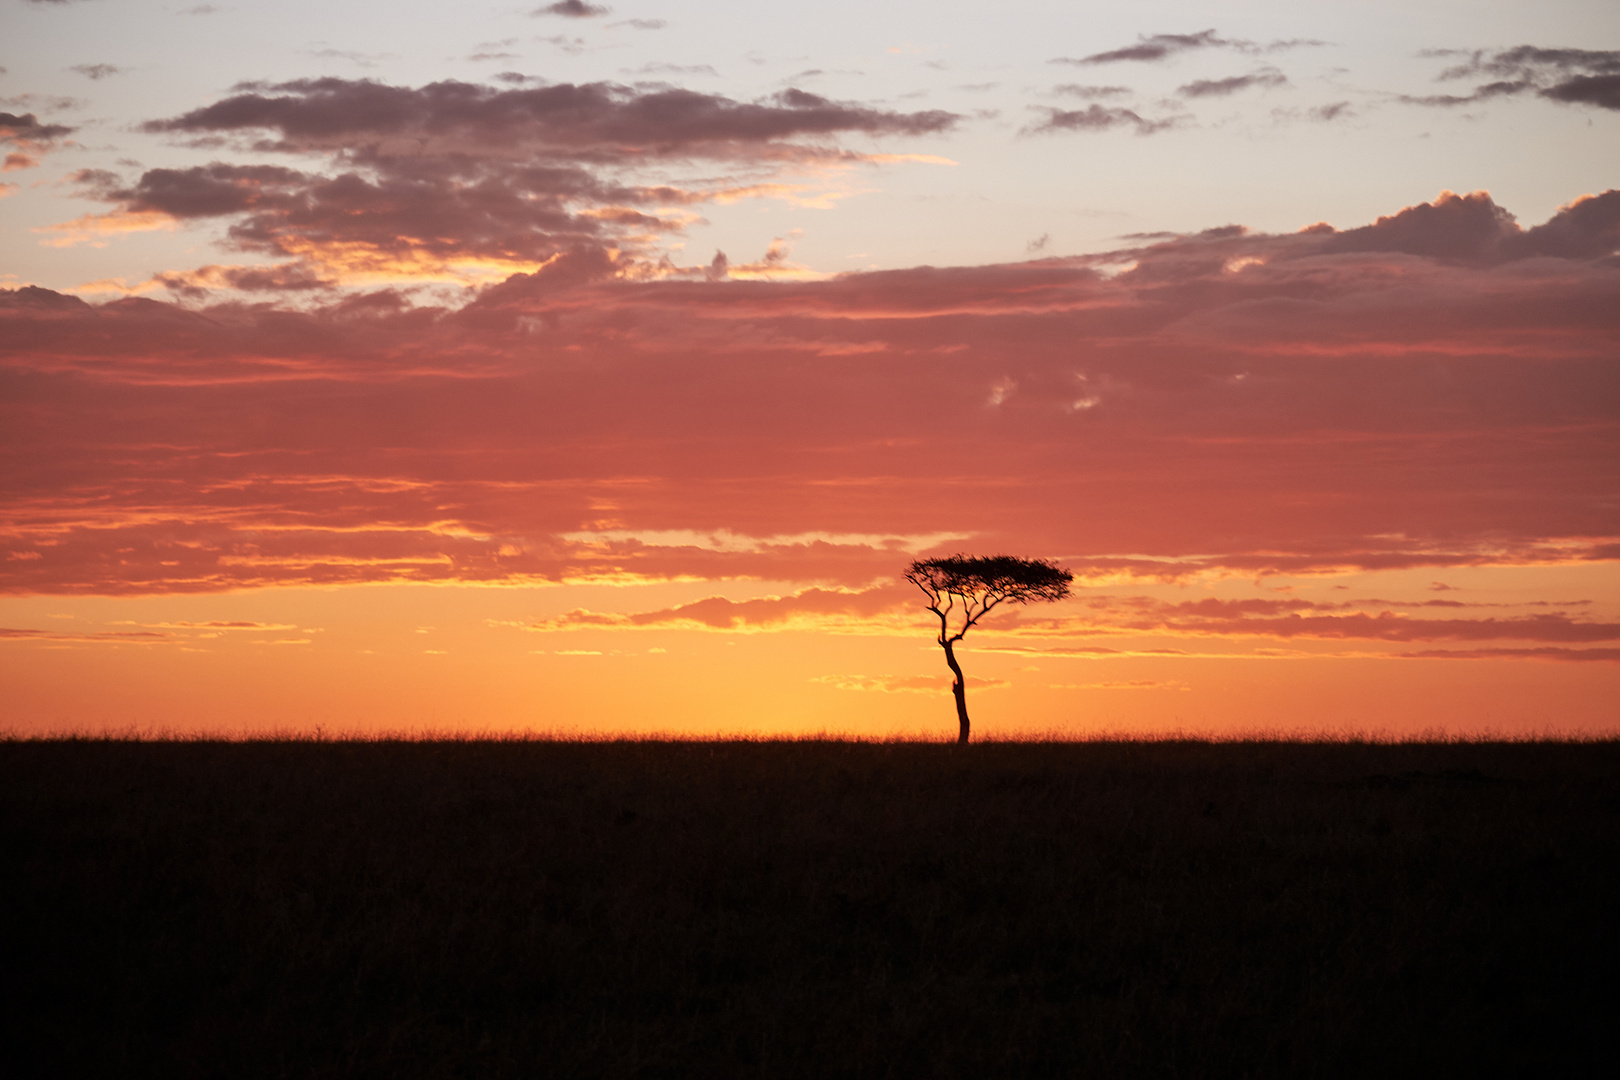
[904,554,1073,743]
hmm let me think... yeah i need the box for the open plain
[4,738,1617,1077]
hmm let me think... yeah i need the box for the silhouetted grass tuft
[5,739,1615,1077]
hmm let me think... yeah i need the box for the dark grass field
[5,738,1618,1078]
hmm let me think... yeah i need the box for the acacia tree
[904,554,1073,743]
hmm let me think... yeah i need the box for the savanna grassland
[5,738,1617,1078]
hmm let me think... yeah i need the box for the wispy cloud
[1407,45,1620,111]
[1024,104,1186,136]
[532,1,608,17]
[69,64,124,80]
[1051,30,1324,66]
[811,673,1009,694]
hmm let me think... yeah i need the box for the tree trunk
[942,639,970,743]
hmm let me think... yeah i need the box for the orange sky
[5,206,1618,738]
[3,5,1618,738]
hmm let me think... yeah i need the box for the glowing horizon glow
[2,1,1617,738]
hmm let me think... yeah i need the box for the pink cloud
[997,596,1620,644]
[0,627,170,644]
[1400,647,1620,662]
[532,586,916,632]
[2,189,1616,599]
[0,111,74,168]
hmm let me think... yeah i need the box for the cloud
[530,586,916,633]
[1024,104,1182,135]
[1051,33,1319,67]
[1177,68,1288,98]
[978,646,1194,659]
[1542,74,1620,110]
[1412,45,1620,111]
[2,188,1617,597]
[310,48,393,68]
[1269,101,1355,125]
[1432,46,1620,81]
[1013,598,1620,644]
[0,112,76,161]
[533,0,607,15]
[69,63,123,80]
[141,78,957,154]
[1399,648,1620,662]
[56,159,623,275]
[1398,82,1534,108]
[1262,39,1329,53]
[1052,680,1190,690]
[89,78,959,283]
[1052,84,1131,99]
[1,627,170,644]
[152,262,335,295]
[811,673,1009,694]
[1317,188,1620,262]
[1054,29,1234,65]
[129,620,299,630]
[536,35,586,56]
[627,62,718,77]
[1308,101,1352,121]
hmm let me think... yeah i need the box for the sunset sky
[3,0,1617,738]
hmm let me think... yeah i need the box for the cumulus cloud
[93,78,960,283]
[1318,188,1620,262]
[57,158,629,277]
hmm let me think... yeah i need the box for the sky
[2,0,1617,738]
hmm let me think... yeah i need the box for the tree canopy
[905,555,1073,611]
